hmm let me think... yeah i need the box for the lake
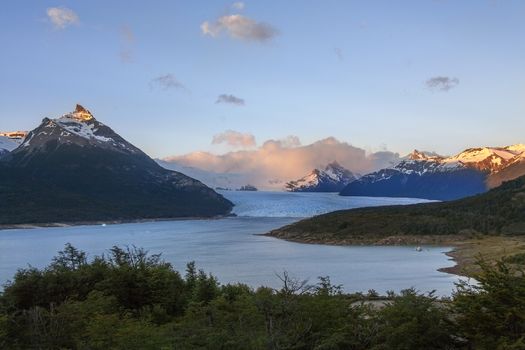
[0,191,465,295]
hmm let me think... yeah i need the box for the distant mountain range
[340,146,525,200]
[0,105,232,225]
[285,161,358,192]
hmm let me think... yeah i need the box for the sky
[0,0,524,159]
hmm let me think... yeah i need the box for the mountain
[340,146,525,200]
[486,146,525,188]
[285,162,358,192]
[0,105,233,225]
[268,173,525,243]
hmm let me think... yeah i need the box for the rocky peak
[408,150,429,160]
[68,104,94,122]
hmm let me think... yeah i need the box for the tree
[453,259,525,349]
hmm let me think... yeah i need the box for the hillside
[269,175,525,244]
[0,105,233,225]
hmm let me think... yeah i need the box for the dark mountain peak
[0,106,233,224]
[14,105,143,159]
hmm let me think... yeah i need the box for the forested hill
[268,175,525,243]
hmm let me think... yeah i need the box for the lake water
[0,192,464,295]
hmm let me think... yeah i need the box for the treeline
[1,244,524,349]
[269,175,525,242]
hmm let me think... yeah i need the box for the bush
[1,244,524,349]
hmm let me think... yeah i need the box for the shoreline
[263,232,525,278]
[4,214,524,280]
[0,214,237,231]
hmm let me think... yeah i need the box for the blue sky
[1,0,524,158]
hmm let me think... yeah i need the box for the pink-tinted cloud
[201,14,277,42]
[164,137,400,189]
[46,7,79,29]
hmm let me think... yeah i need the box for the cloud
[232,2,245,10]
[278,135,302,148]
[119,25,135,63]
[150,74,186,91]
[212,130,256,149]
[165,137,400,189]
[216,94,245,106]
[120,25,135,44]
[201,14,277,42]
[425,76,460,92]
[46,7,79,29]
[334,47,344,61]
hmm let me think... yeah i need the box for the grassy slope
[268,175,525,244]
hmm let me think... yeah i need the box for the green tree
[453,259,525,349]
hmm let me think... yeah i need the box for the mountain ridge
[340,144,525,200]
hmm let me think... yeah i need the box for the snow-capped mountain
[16,105,143,159]
[0,105,232,225]
[286,161,358,192]
[340,145,525,200]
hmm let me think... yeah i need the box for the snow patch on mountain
[53,117,113,143]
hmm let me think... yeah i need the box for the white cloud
[278,135,302,148]
[212,130,256,148]
[201,14,277,42]
[216,94,245,106]
[425,76,460,92]
[46,7,79,29]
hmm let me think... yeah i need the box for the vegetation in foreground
[1,244,525,349]
[268,175,525,244]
